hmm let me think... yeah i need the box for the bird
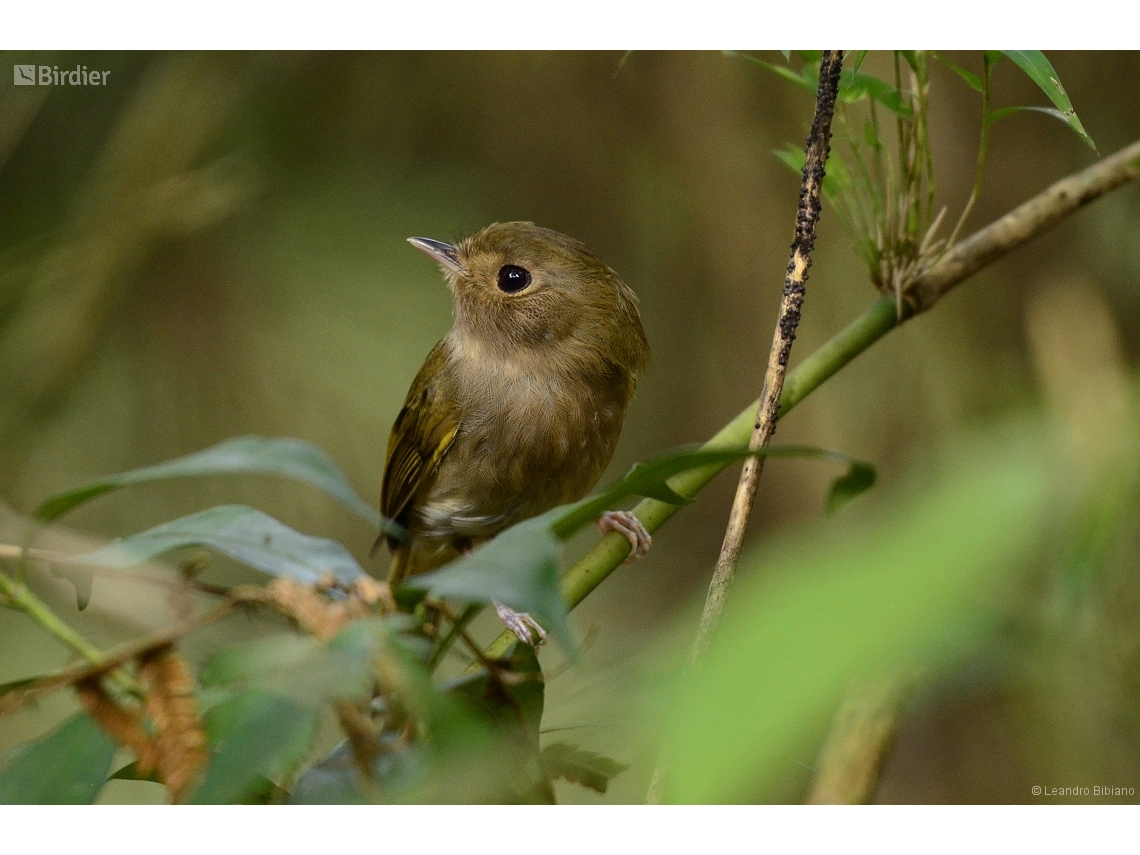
[377,221,651,644]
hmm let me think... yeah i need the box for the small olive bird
[378,222,651,644]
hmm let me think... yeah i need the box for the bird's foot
[494,601,548,647]
[597,510,652,563]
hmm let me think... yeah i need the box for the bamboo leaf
[999,51,1096,150]
[775,144,852,200]
[74,504,366,586]
[0,713,116,804]
[724,51,816,92]
[839,71,914,119]
[933,53,982,92]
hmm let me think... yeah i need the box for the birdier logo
[13,64,110,86]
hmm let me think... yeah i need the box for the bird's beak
[408,237,464,275]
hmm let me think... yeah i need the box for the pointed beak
[408,237,464,275]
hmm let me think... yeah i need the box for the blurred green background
[1,51,1139,803]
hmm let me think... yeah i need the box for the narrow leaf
[540,743,628,794]
[1000,50,1096,150]
[35,435,402,539]
[556,444,876,537]
[987,105,1090,136]
[774,144,852,200]
[839,71,914,119]
[826,460,877,514]
[723,51,816,92]
[0,713,115,804]
[74,504,366,585]
[933,52,982,91]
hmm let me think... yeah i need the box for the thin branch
[475,137,1140,666]
[805,674,913,804]
[0,569,109,670]
[692,49,845,663]
[0,599,237,715]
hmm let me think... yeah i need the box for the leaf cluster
[2,435,870,801]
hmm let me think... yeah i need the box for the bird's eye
[497,264,532,294]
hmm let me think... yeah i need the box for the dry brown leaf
[75,677,158,776]
[351,576,397,612]
[138,647,207,803]
[263,578,371,640]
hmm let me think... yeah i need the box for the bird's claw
[494,601,548,647]
[597,510,652,563]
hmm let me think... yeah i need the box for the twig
[0,599,237,715]
[0,569,111,672]
[645,50,845,804]
[475,136,1140,665]
[691,50,844,664]
[805,674,913,803]
[428,602,481,672]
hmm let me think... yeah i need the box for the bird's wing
[380,341,460,535]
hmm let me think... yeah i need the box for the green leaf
[200,620,389,709]
[540,743,628,794]
[199,633,320,688]
[850,50,868,76]
[190,690,318,804]
[825,459,876,514]
[557,444,876,536]
[108,761,161,784]
[839,71,914,119]
[445,642,545,743]
[898,50,918,72]
[0,713,115,804]
[407,506,574,654]
[111,759,283,802]
[74,504,366,586]
[659,432,1053,803]
[35,435,402,539]
[774,144,852,200]
[933,52,982,91]
[724,51,816,93]
[0,673,47,700]
[987,104,1094,138]
[999,50,1096,150]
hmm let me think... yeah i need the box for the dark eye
[497,264,531,294]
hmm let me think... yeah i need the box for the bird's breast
[413,345,630,543]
